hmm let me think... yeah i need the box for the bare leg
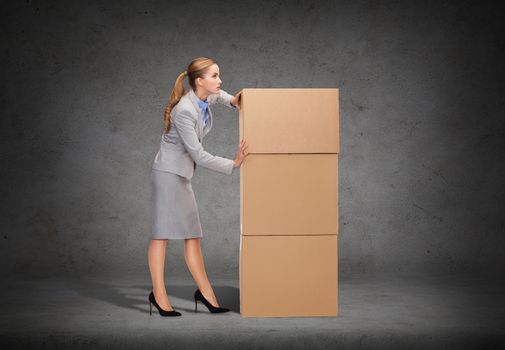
[147,239,174,311]
[184,237,220,307]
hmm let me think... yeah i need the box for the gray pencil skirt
[151,169,203,240]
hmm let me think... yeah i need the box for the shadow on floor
[64,278,240,314]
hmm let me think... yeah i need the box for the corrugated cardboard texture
[240,154,338,236]
[239,88,339,154]
[239,234,338,317]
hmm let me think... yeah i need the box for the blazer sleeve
[208,89,236,109]
[173,108,235,175]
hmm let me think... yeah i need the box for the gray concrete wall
[1,0,503,279]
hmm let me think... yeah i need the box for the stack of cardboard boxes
[238,88,340,317]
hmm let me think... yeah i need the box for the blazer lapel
[204,107,213,136]
[188,89,203,141]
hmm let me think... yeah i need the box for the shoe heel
[193,289,230,314]
[149,301,152,316]
[148,291,182,317]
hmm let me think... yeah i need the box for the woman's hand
[233,139,249,167]
[230,91,242,110]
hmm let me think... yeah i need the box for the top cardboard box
[239,88,339,154]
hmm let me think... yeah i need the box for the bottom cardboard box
[240,234,338,317]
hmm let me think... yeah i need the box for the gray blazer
[152,88,236,180]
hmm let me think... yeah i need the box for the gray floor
[1,272,504,349]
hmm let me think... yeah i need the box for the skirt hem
[151,234,203,240]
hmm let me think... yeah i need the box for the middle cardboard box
[240,153,338,236]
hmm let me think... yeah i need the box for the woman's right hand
[233,139,249,167]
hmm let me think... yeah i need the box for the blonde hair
[163,57,218,133]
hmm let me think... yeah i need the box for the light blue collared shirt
[195,94,236,129]
[195,96,210,128]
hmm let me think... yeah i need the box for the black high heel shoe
[194,289,230,313]
[148,291,181,317]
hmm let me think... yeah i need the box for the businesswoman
[148,57,248,317]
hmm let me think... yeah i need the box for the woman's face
[197,64,222,95]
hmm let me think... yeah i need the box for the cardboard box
[239,234,338,317]
[240,153,338,236]
[239,88,339,154]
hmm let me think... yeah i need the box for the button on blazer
[152,88,236,180]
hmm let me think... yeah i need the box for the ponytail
[163,70,187,133]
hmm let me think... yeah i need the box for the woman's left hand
[230,91,242,110]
